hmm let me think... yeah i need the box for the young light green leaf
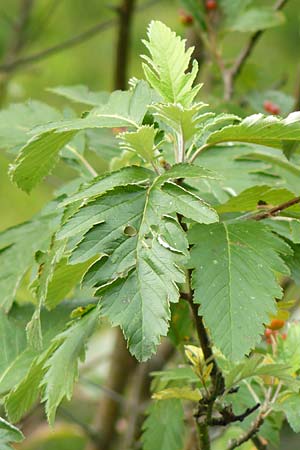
[142,400,185,450]
[118,125,158,163]
[142,21,201,106]
[150,102,211,142]
[153,386,201,401]
[188,222,291,360]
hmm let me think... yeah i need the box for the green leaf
[118,125,158,163]
[0,209,61,312]
[0,100,62,152]
[161,181,218,224]
[276,393,300,432]
[40,305,100,424]
[58,166,218,361]
[265,218,300,244]
[152,367,199,384]
[10,130,76,193]
[285,244,300,284]
[60,165,154,206]
[142,21,201,107]
[0,417,24,450]
[142,399,185,450]
[151,102,211,142]
[10,82,152,192]
[5,353,49,423]
[217,185,299,214]
[208,112,300,149]
[48,85,109,106]
[188,222,291,360]
[277,323,300,373]
[228,8,285,33]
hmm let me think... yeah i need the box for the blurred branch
[0,0,159,75]
[224,0,289,100]
[0,0,34,103]
[114,0,136,90]
[294,66,300,111]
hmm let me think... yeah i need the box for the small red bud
[178,9,194,25]
[206,0,218,11]
[263,100,280,115]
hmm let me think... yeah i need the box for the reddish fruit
[281,333,287,340]
[268,319,285,331]
[178,9,194,25]
[263,100,281,115]
[264,328,272,338]
[206,0,218,11]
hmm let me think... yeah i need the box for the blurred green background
[0,1,300,449]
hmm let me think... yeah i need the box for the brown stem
[227,412,265,450]
[249,196,300,221]
[208,403,260,426]
[114,0,136,90]
[224,0,289,100]
[252,435,268,450]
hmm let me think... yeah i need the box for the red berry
[263,100,280,115]
[178,9,194,25]
[281,333,287,340]
[206,0,218,11]
[264,328,272,338]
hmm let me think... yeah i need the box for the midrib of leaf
[224,223,234,357]
[92,113,138,128]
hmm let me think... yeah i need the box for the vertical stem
[114,0,136,90]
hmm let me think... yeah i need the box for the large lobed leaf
[58,165,218,361]
[188,221,291,360]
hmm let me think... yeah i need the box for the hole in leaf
[123,225,137,237]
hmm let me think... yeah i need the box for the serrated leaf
[142,399,185,450]
[5,353,48,423]
[188,222,291,360]
[58,168,217,360]
[151,102,211,142]
[49,85,109,106]
[228,8,285,33]
[0,209,61,312]
[40,305,100,424]
[276,393,300,432]
[0,418,24,450]
[265,218,300,244]
[10,82,152,192]
[142,21,201,107]
[118,125,158,163]
[208,112,300,149]
[10,130,76,193]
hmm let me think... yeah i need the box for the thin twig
[249,196,300,221]
[224,0,289,100]
[0,0,159,74]
[227,411,265,450]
